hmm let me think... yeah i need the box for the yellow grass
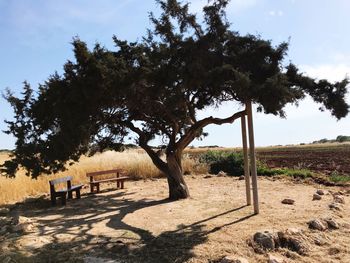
[0,150,207,205]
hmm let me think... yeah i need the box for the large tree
[2,0,349,199]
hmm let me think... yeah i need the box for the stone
[329,202,343,211]
[238,175,245,180]
[277,231,308,255]
[281,199,295,205]
[324,218,340,229]
[308,219,328,231]
[253,231,278,250]
[268,254,286,263]
[334,195,345,204]
[204,175,212,179]
[316,189,325,195]
[217,171,227,177]
[312,194,322,200]
[220,256,249,263]
[328,247,341,255]
[314,237,327,246]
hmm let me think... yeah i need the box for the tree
[2,0,349,200]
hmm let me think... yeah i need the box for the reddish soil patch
[257,144,350,175]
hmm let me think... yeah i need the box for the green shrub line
[329,171,350,183]
[199,150,324,179]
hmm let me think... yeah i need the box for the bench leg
[121,181,124,189]
[76,189,81,199]
[51,196,56,206]
[68,191,73,199]
[90,184,94,193]
[117,181,120,188]
[96,183,100,193]
[61,194,67,205]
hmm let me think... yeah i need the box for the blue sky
[0,0,349,149]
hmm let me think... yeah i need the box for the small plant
[329,171,350,183]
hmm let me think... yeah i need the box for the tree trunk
[166,152,190,200]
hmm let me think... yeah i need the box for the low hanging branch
[2,0,349,200]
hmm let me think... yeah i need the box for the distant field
[185,142,350,176]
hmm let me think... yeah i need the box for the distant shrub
[336,135,350,143]
[199,151,244,176]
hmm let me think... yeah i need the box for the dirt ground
[1,175,349,263]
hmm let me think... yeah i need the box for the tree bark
[166,151,190,200]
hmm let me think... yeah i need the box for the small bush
[329,171,350,183]
[199,151,244,176]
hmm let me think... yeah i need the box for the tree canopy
[2,0,349,199]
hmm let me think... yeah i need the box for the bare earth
[1,175,349,263]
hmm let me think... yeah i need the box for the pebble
[281,199,295,205]
[316,189,325,195]
[308,219,328,231]
[313,194,322,201]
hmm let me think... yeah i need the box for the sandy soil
[0,175,349,263]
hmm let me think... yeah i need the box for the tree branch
[125,122,168,173]
[176,109,247,150]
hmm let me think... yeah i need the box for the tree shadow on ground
[1,191,255,263]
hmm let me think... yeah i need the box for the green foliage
[336,135,350,143]
[312,135,350,144]
[257,164,313,179]
[199,151,244,176]
[2,0,349,178]
[329,171,350,183]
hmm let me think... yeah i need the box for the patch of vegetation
[329,171,350,183]
[200,151,315,179]
[199,151,244,176]
[312,135,350,144]
[257,164,313,179]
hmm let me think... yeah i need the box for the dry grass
[0,150,208,205]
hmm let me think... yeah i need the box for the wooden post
[246,101,259,214]
[241,115,251,205]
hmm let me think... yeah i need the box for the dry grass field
[0,150,207,205]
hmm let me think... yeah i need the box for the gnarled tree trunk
[166,151,190,200]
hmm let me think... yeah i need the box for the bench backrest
[86,169,124,178]
[49,176,73,186]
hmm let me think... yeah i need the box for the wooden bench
[49,176,83,206]
[86,169,129,193]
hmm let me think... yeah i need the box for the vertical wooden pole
[246,101,259,214]
[241,115,251,205]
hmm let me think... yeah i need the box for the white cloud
[300,64,350,82]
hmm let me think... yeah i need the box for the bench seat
[87,169,129,193]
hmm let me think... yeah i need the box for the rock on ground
[316,189,325,195]
[329,202,343,211]
[281,199,295,205]
[312,194,322,200]
[334,195,345,204]
[253,231,278,250]
[308,219,328,231]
